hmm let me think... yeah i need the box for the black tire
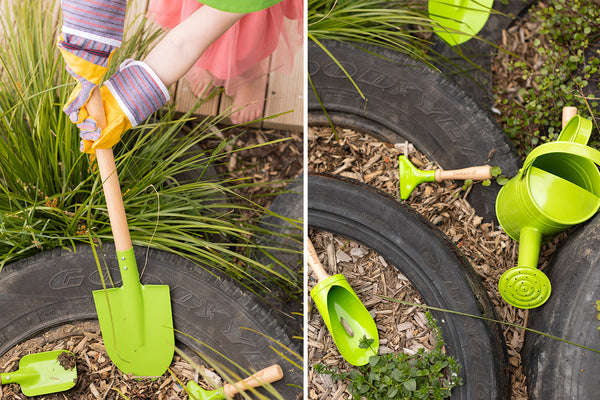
[308,173,510,400]
[308,39,521,223]
[256,177,304,342]
[523,213,600,400]
[0,244,302,399]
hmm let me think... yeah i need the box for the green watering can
[428,0,494,46]
[496,111,600,309]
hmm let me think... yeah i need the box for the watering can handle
[87,88,133,252]
[562,106,578,128]
[556,113,592,144]
[307,239,331,282]
[521,141,600,179]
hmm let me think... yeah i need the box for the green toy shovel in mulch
[428,0,494,46]
[308,239,379,366]
[0,350,77,396]
[87,91,174,377]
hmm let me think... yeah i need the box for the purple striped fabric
[104,60,169,126]
[61,0,127,47]
[63,69,96,123]
[57,33,114,66]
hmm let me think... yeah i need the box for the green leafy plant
[458,166,507,194]
[495,0,600,155]
[0,0,302,299]
[314,312,462,400]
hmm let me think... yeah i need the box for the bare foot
[230,74,268,124]
[185,66,215,99]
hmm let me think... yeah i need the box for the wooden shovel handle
[307,238,330,282]
[223,365,284,397]
[434,165,492,182]
[87,88,132,251]
[562,106,578,129]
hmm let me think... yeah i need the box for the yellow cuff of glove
[80,85,132,154]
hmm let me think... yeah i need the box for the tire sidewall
[308,39,521,222]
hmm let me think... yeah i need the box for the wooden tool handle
[88,88,132,251]
[562,106,578,129]
[434,165,492,182]
[307,238,330,282]
[223,365,284,397]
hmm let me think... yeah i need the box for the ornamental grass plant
[0,0,302,300]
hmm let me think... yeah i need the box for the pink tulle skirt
[146,0,303,95]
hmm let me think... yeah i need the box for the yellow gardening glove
[57,0,126,123]
[76,59,170,154]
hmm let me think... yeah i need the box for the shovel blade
[311,274,379,366]
[93,284,174,377]
[1,350,77,396]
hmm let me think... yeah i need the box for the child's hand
[57,0,127,124]
[76,59,170,154]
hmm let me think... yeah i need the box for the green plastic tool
[187,364,283,400]
[496,110,600,308]
[308,239,379,366]
[0,350,77,396]
[398,155,492,199]
[428,0,494,46]
[87,90,174,377]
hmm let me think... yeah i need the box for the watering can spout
[517,226,543,269]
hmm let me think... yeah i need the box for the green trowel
[308,239,379,366]
[0,350,77,396]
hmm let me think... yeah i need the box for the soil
[57,351,77,371]
[307,126,566,400]
[0,124,303,400]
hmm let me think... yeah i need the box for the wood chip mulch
[308,231,434,400]
[307,126,567,400]
[200,125,304,211]
[0,322,223,400]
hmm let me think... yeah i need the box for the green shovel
[308,239,379,366]
[428,0,494,46]
[0,350,77,396]
[87,90,174,377]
